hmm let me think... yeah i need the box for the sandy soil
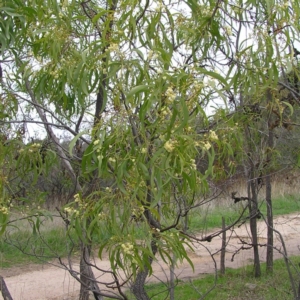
[1,213,300,300]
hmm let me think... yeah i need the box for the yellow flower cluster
[190,159,197,170]
[49,70,59,79]
[108,157,116,163]
[121,242,134,255]
[0,206,8,215]
[31,143,41,148]
[203,142,211,151]
[224,26,232,36]
[165,86,176,103]
[161,107,172,117]
[107,43,119,52]
[27,143,41,153]
[147,50,158,60]
[164,140,176,152]
[64,194,86,217]
[132,206,145,219]
[74,193,80,202]
[209,130,218,141]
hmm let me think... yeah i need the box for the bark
[265,131,274,273]
[0,276,13,300]
[79,243,103,300]
[220,217,226,275]
[266,89,274,273]
[131,268,151,300]
[79,245,91,300]
[249,178,261,277]
[170,253,175,300]
[131,240,158,300]
[243,121,261,278]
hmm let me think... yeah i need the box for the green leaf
[1,7,23,17]
[0,213,8,237]
[281,101,294,116]
[137,161,149,178]
[200,69,229,88]
[69,130,89,157]
[80,69,89,95]
[132,48,144,60]
[92,9,109,24]
[126,85,149,98]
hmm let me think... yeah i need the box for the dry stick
[260,214,298,300]
[0,276,13,300]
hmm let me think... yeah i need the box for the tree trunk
[249,179,261,277]
[79,244,91,300]
[131,268,151,300]
[0,276,13,300]
[220,217,226,275]
[131,240,157,300]
[266,90,274,273]
[170,253,175,300]
[79,243,103,300]
[265,159,273,273]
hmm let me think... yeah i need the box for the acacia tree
[1,0,300,299]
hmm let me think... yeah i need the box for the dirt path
[1,213,300,300]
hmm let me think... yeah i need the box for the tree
[1,0,300,299]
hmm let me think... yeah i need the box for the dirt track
[1,213,300,300]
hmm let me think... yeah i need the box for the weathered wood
[0,276,13,300]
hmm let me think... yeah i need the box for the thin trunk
[265,172,273,273]
[79,243,103,300]
[265,146,273,273]
[220,217,226,275]
[249,178,261,277]
[131,268,151,300]
[131,240,158,300]
[170,253,175,300]
[79,243,92,300]
[266,89,274,273]
[243,120,261,278]
[0,276,13,300]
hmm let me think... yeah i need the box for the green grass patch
[189,194,300,232]
[126,257,300,300]
[0,227,80,268]
[188,206,240,232]
[260,194,300,216]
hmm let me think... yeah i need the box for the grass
[0,226,80,268]
[188,193,300,233]
[1,188,299,269]
[260,194,300,216]
[130,257,300,300]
